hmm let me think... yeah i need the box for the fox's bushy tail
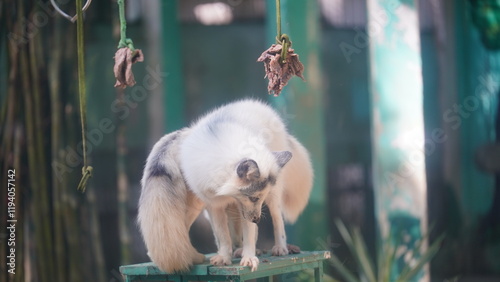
[138,176,201,273]
[138,130,203,272]
[281,136,314,223]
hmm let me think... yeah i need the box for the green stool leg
[314,262,323,282]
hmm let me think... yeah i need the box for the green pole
[455,0,497,271]
[367,0,428,280]
[265,0,327,250]
[161,0,185,132]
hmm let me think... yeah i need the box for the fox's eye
[248,196,259,203]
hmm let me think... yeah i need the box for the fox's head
[217,151,292,223]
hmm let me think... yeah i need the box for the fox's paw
[240,256,259,272]
[210,254,232,266]
[271,244,289,256]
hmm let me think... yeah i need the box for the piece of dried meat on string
[257,44,305,96]
[113,47,144,89]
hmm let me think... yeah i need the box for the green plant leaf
[397,234,445,281]
[412,224,435,258]
[352,228,377,282]
[378,237,397,282]
[332,219,444,282]
[335,219,355,251]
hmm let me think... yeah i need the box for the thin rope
[117,0,135,51]
[76,0,92,192]
[275,0,291,64]
[276,0,281,43]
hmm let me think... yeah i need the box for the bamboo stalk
[15,3,49,281]
[13,125,23,282]
[1,2,18,279]
[117,120,132,265]
[28,10,55,280]
[63,177,83,282]
[20,44,50,282]
[87,188,107,281]
[113,3,132,265]
[1,159,7,282]
[66,198,83,282]
[49,15,66,282]
[0,0,16,166]
[51,18,84,280]
[3,4,23,282]
[116,88,131,265]
[1,0,18,174]
[62,91,84,281]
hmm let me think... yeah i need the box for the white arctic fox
[138,99,313,273]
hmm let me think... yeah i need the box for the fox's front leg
[239,220,259,271]
[208,206,233,266]
[267,199,288,256]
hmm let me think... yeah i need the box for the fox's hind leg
[185,190,205,228]
[185,190,206,264]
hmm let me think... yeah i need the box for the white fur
[138,99,313,273]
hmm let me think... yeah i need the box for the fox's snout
[242,209,261,224]
[251,216,260,224]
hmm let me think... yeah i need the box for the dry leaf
[113,47,144,89]
[257,44,305,96]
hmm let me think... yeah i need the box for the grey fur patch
[242,179,268,195]
[273,151,292,168]
[237,159,260,181]
[268,174,277,186]
[146,131,180,181]
[148,163,173,181]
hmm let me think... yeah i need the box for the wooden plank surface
[120,251,331,278]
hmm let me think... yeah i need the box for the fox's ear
[237,159,260,182]
[273,151,292,168]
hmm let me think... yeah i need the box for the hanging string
[117,0,135,51]
[276,0,281,41]
[76,0,93,192]
[275,0,291,64]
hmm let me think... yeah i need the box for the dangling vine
[75,0,93,192]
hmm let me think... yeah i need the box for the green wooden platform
[120,251,331,281]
